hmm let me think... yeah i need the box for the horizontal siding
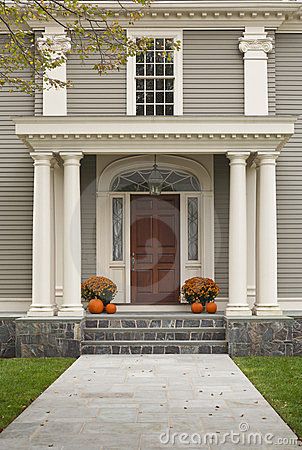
[183,30,244,115]
[0,40,34,297]
[276,33,302,297]
[214,155,229,297]
[268,31,276,115]
[67,51,126,115]
[81,155,96,280]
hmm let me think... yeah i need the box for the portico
[14,114,295,317]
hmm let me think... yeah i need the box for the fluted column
[58,152,84,317]
[28,153,56,316]
[254,152,282,316]
[226,152,252,317]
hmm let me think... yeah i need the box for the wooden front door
[130,194,180,304]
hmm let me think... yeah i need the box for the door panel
[131,194,180,304]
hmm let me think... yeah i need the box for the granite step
[81,340,228,355]
[84,314,225,329]
[83,327,226,341]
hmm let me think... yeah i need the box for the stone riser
[81,341,228,355]
[85,316,225,329]
[83,327,226,341]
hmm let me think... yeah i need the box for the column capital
[227,152,250,163]
[239,37,273,55]
[30,152,54,165]
[256,151,280,165]
[37,33,71,56]
[60,152,83,165]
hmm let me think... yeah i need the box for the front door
[130,194,180,304]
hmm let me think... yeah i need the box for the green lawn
[234,357,302,439]
[0,358,75,431]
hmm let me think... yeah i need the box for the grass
[0,358,75,431]
[234,357,302,439]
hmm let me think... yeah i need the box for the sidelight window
[187,197,199,261]
[112,197,123,261]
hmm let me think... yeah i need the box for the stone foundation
[226,316,294,356]
[0,314,301,357]
[0,318,16,357]
[15,318,83,358]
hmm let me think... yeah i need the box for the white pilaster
[37,26,71,116]
[254,152,282,316]
[28,153,56,316]
[58,152,84,317]
[239,27,273,116]
[226,152,252,317]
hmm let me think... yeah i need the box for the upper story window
[127,30,183,116]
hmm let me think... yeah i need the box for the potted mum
[81,276,117,314]
[181,277,220,314]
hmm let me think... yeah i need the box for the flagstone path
[0,355,299,450]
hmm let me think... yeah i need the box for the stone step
[83,327,226,342]
[84,314,225,330]
[80,340,228,355]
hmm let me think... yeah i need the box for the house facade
[1,0,302,357]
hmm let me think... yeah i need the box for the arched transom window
[110,168,201,192]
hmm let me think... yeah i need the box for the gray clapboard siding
[214,155,229,297]
[275,33,302,297]
[183,30,244,115]
[81,155,96,279]
[0,58,34,298]
[268,31,276,115]
[67,51,126,115]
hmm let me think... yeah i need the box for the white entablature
[14,115,296,154]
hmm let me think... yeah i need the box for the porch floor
[0,355,298,449]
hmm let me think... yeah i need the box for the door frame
[96,155,214,304]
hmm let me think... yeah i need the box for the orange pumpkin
[88,299,104,314]
[206,301,217,314]
[106,303,117,314]
[191,302,203,314]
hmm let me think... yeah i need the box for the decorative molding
[37,34,71,55]
[239,37,273,54]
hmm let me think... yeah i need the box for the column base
[225,304,252,317]
[27,305,57,317]
[58,306,84,318]
[253,304,283,316]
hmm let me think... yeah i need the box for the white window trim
[126,29,183,116]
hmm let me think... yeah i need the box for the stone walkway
[0,355,299,450]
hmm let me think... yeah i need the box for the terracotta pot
[191,302,203,314]
[88,299,104,314]
[206,301,217,314]
[106,303,117,314]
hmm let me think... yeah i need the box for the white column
[239,27,273,116]
[54,163,64,306]
[246,164,257,306]
[58,153,84,317]
[28,153,56,316]
[254,152,282,316]
[226,152,252,317]
[37,26,71,116]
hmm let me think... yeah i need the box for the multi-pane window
[136,38,175,116]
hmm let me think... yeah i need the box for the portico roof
[14,115,296,155]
